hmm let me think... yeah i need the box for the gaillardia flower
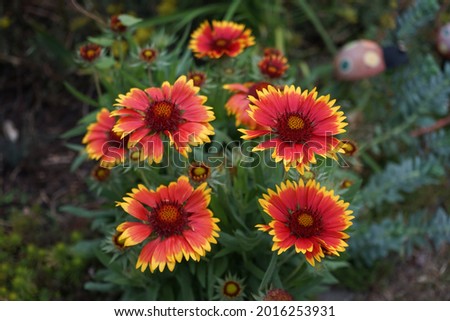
[263,288,294,301]
[187,71,207,88]
[82,108,127,168]
[214,274,246,301]
[116,176,220,273]
[240,85,347,173]
[223,82,272,129]
[189,20,255,59]
[258,53,289,78]
[79,43,102,62]
[111,76,215,163]
[256,179,354,266]
[110,15,127,33]
[189,162,211,183]
[139,48,158,64]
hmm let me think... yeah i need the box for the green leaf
[258,253,278,291]
[64,82,100,107]
[118,14,143,27]
[59,205,117,218]
[60,125,87,139]
[84,282,116,292]
[88,36,114,47]
[94,56,116,70]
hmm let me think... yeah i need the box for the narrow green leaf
[118,14,143,27]
[259,253,278,291]
[64,82,100,107]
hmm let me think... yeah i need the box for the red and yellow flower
[79,43,102,62]
[258,53,289,78]
[187,71,207,88]
[139,48,158,64]
[116,176,220,273]
[111,76,215,163]
[82,108,127,168]
[110,15,127,33]
[223,81,272,129]
[189,20,255,59]
[256,179,354,266]
[239,85,347,173]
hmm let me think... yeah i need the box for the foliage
[0,195,92,300]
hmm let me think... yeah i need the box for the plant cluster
[61,0,450,300]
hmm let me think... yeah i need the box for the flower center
[157,204,179,223]
[223,281,240,298]
[277,113,313,144]
[289,210,322,238]
[287,115,305,130]
[215,38,228,48]
[149,202,188,238]
[267,65,278,74]
[248,81,271,99]
[145,100,182,133]
[140,48,157,63]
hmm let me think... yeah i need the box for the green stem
[284,260,306,285]
[359,151,382,173]
[296,0,337,55]
[359,114,418,152]
[93,70,102,99]
[138,168,152,187]
[223,0,242,20]
[259,252,278,291]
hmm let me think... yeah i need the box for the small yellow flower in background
[0,16,12,29]
[189,20,255,59]
[112,40,128,59]
[116,176,220,273]
[256,179,354,266]
[239,85,347,174]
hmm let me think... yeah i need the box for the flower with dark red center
[111,76,215,163]
[340,139,357,156]
[340,179,353,189]
[189,20,255,59]
[214,274,246,300]
[258,54,289,78]
[91,165,111,182]
[112,231,126,250]
[79,43,102,62]
[223,82,272,129]
[189,162,211,183]
[263,288,294,301]
[110,15,127,33]
[139,48,158,63]
[187,71,207,88]
[82,108,128,168]
[239,85,348,174]
[116,176,220,273]
[256,179,354,266]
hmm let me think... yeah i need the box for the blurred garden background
[0,0,449,300]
